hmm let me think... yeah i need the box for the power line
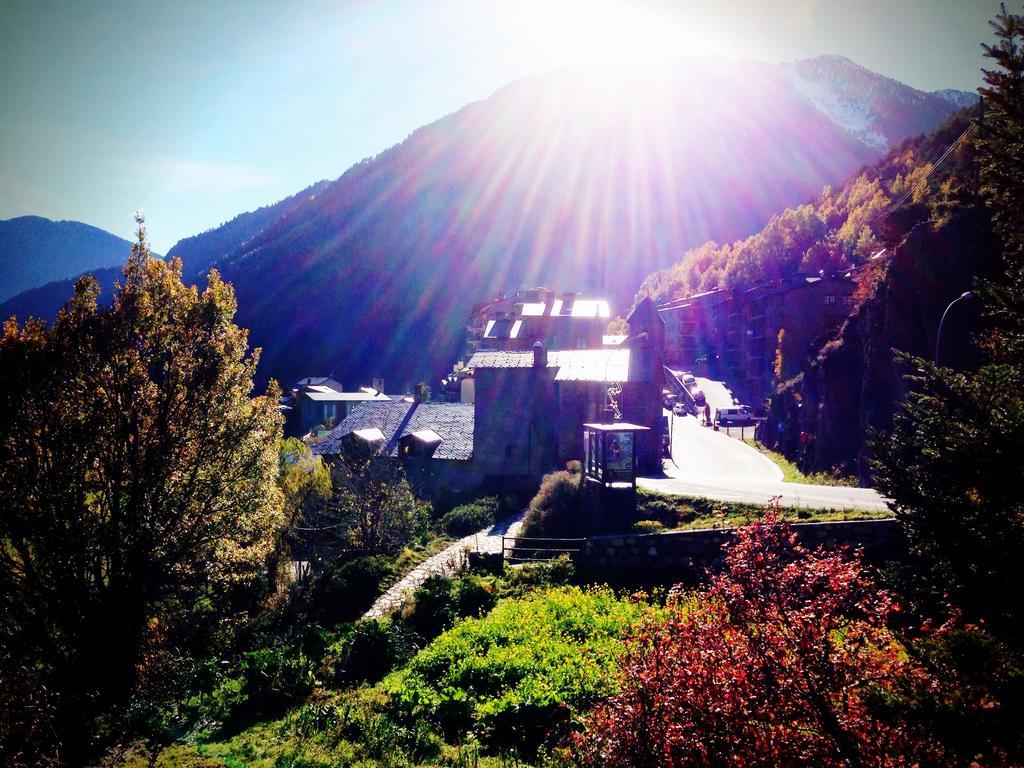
[881,121,977,223]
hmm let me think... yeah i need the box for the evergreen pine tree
[874,0,1024,645]
[872,7,1024,762]
[978,3,1024,361]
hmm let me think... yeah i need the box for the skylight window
[570,300,610,318]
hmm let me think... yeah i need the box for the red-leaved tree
[574,513,942,767]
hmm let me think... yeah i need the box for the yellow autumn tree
[0,216,284,766]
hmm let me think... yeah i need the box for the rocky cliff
[762,206,1002,482]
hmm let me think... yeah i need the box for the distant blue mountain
[0,216,138,303]
[0,182,327,323]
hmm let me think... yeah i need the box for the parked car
[672,402,688,416]
[681,373,697,388]
[715,405,754,426]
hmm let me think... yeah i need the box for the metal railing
[502,536,585,564]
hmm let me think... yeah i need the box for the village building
[658,274,856,403]
[311,398,477,496]
[657,289,730,375]
[464,288,612,359]
[283,377,392,437]
[314,294,666,494]
[466,296,665,479]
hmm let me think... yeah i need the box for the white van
[715,406,754,426]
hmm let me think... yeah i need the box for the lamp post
[935,291,974,367]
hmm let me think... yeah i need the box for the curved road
[642,377,890,512]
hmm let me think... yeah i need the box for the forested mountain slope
[637,110,985,305]
[637,106,1002,482]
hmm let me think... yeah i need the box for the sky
[0,0,1006,253]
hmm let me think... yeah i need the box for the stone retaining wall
[581,518,905,582]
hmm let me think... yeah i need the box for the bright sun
[515,0,719,71]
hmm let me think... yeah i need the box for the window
[824,294,837,306]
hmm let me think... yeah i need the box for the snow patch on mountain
[783,55,962,154]
[786,69,889,151]
[931,88,979,110]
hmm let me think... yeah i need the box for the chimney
[533,340,547,368]
[562,292,577,314]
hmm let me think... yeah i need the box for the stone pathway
[362,511,525,620]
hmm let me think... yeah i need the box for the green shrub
[384,586,655,756]
[198,687,442,767]
[402,576,458,639]
[520,464,582,538]
[632,519,665,534]
[400,575,497,641]
[499,554,576,597]
[439,497,500,537]
[452,575,498,621]
[239,645,315,717]
[431,489,525,524]
[307,555,396,625]
[635,492,696,528]
[323,619,420,686]
[202,644,316,730]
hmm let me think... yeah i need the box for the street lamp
[935,291,974,367]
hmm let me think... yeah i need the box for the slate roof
[294,376,344,392]
[301,390,392,403]
[551,349,631,382]
[312,401,474,461]
[466,350,536,368]
[467,347,636,383]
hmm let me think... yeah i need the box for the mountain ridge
[0,216,145,303]
[0,183,327,325]
[2,56,969,391]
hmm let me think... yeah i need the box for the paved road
[665,410,782,483]
[362,511,524,620]
[640,471,892,511]
[696,376,739,414]
[643,377,890,512]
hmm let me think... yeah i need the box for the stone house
[288,382,392,437]
[313,295,665,495]
[658,289,729,375]
[467,298,664,480]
